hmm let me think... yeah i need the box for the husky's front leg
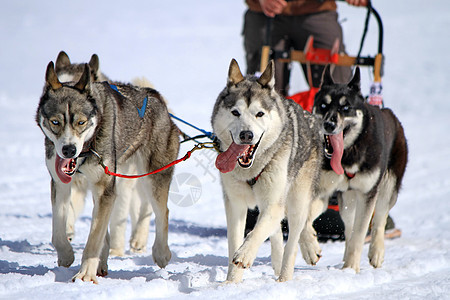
[368,173,397,268]
[342,191,376,272]
[51,179,75,267]
[72,178,115,283]
[233,203,284,270]
[66,176,88,242]
[223,192,248,283]
[231,171,285,278]
[300,196,327,266]
[279,170,317,282]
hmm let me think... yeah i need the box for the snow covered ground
[1,0,449,299]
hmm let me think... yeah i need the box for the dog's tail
[132,76,172,114]
[131,76,155,89]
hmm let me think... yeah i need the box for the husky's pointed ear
[89,54,100,73]
[74,64,91,92]
[257,60,275,88]
[55,51,70,72]
[320,64,334,88]
[45,61,62,90]
[228,59,245,86]
[348,66,361,91]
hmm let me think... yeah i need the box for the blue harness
[110,84,147,118]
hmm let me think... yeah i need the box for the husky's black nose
[239,131,253,144]
[323,121,337,133]
[62,144,77,158]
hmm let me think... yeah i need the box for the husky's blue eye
[51,120,60,126]
[343,106,349,111]
[256,111,264,118]
[78,121,86,126]
[231,110,240,117]
[321,104,326,109]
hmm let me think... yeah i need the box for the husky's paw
[57,249,75,268]
[276,263,295,282]
[109,248,125,257]
[300,232,322,265]
[97,262,108,277]
[72,258,100,284]
[276,274,292,282]
[232,244,257,269]
[224,264,244,283]
[342,256,361,273]
[152,244,171,268]
[130,238,147,254]
[368,246,384,268]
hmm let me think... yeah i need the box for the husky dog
[54,51,154,256]
[212,59,322,282]
[36,62,179,282]
[308,65,408,272]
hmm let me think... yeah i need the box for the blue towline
[169,113,215,140]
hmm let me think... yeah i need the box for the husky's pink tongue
[55,155,73,184]
[329,131,344,175]
[215,142,250,173]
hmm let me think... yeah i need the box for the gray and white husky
[308,65,408,272]
[211,59,323,282]
[54,51,155,257]
[36,62,180,283]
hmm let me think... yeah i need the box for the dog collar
[247,170,263,187]
[345,172,355,179]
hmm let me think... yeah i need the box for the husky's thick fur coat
[212,59,323,282]
[54,51,155,257]
[310,65,408,272]
[36,62,179,283]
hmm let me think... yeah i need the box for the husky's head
[312,65,365,175]
[212,59,284,173]
[36,62,98,183]
[55,50,108,83]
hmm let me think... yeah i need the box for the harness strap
[103,152,191,178]
[247,171,263,187]
[89,143,214,179]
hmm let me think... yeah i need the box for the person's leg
[243,10,267,75]
[271,16,293,96]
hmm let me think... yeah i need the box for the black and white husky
[212,59,323,282]
[308,65,408,272]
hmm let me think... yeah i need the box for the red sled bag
[287,87,318,113]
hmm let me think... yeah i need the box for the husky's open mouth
[324,135,333,159]
[55,155,77,184]
[215,134,263,173]
[237,140,260,169]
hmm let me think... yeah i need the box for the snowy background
[1,0,449,299]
